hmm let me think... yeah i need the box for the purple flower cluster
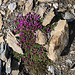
[14,12,42,34]
[13,12,51,73]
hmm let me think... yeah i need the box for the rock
[8,2,16,12]
[0,14,3,31]
[25,0,33,13]
[6,31,23,54]
[5,57,11,74]
[70,51,75,54]
[71,63,75,70]
[48,33,51,39]
[0,36,4,43]
[71,9,75,16]
[42,12,55,26]
[50,8,54,12]
[23,10,27,16]
[44,44,49,51]
[12,70,19,75]
[18,1,24,6]
[12,59,19,75]
[48,65,55,75]
[73,5,75,9]
[57,8,66,12]
[0,10,5,15]
[66,59,72,64]
[35,30,47,45]
[70,30,73,34]
[23,0,33,16]
[38,0,57,2]
[0,0,2,5]
[59,3,63,8]
[68,4,72,8]
[62,12,75,22]
[3,0,8,3]
[0,42,7,61]
[48,20,69,61]
[37,5,47,18]
[53,3,58,9]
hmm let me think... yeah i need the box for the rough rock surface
[0,14,3,31]
[6,31,23,54]
[35,30,47,45]
[37,5,47,18]
[63,12,75,22]
[48,20,69,61]
[42,12,55,26]
[38,0,57,2]
[18,1,24,6]
[0,36,4,43]
[23,0,33,16]
[8,2,16,12]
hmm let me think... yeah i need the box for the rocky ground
[0,0,75,75]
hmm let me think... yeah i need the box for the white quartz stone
[53,3,58,9]
[8,2,16,12]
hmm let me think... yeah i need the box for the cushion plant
[12,12,56,75]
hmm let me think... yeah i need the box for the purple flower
[46,58,47,60]
[22,59,24,61]
[17,42,19,44]
[42,49,44,51]
[31,62,34,65]
[14,21,16,24]
[32,12,34,15]
[33,53,35,55]
[21,39,25,42]
[22,47,24,48]
[25,47,27,49]
[39,59,41,61]
[14,29,18,33]
[19,33,24,36]
[28,56,30,59]
[29,61,31,63]
[25,60,26,62]
[39,52,42,55]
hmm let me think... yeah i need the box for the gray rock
[8,2,16,12]
[62,12,75,22]
[48,65,55,75]
[66,59,72,64]
[0,60,1,75]
[70,30,73,34]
